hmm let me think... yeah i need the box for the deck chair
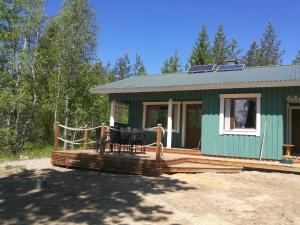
[131,128,146,153]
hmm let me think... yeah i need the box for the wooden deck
[51,149,300,176]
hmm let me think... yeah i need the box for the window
[219,94,261,136]
[115,102,129,124]
[143,102,180,132]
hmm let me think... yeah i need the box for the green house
[90,64,300,160]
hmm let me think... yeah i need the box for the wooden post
[156,124,162,161]
[53,122,60,151]
[83,125,89,150]
[100,123,106,154]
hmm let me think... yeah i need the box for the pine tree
[293,50,300,64]
[113,54,131,80]
[189,25,212,66]
[259,22,284,65]
[161,51,181,74]
[242,40,261,66]
[133,53,147,75]
[212,25,228,64]
[227,38,242,61]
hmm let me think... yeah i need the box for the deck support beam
[167,98,173,148]
[110,100,116,126]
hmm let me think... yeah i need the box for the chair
[131,128,146,153]
[109,126,121,152]
[120,127,132,152]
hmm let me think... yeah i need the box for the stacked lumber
[51,151,162,176]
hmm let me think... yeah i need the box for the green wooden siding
[110,86,300,160]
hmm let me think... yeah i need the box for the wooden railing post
[100,123,106,154]
[83,124,89,150]
[156,124,162,161]
[53,122,60,151]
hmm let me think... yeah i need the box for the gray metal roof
[90,64,300,94]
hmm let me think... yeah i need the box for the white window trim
[219,93,261,136]
[181,101,202,147]
[142,101,181,133]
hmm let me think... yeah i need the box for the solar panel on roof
[187,64,216,73]
[216,64,245,71]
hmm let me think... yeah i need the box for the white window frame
[142,101,181,133]
[219,93,261,136]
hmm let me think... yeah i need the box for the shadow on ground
[0,168,195,225]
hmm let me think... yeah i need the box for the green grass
[0,145,53,163]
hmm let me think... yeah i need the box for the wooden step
[182,156,300,174]
[163,162,243,174]
[146,147,201,155]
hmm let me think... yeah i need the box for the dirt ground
[0,158,299,225]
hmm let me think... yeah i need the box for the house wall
[109,86,300,160]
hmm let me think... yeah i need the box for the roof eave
[90,80,300,94]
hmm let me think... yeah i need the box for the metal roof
[90,64,300,94]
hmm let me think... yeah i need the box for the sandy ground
[0,158,300,225]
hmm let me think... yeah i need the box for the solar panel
[216,64,245,71]
[187,64,216,73]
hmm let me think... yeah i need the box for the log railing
[53,122,164,161]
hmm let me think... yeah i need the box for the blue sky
[45,0,300,74]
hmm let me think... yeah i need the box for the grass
[5,165,25,171]
[0,145,53,163]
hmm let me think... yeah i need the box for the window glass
[145,104,178,129]
[233,99,256,129]
[224,98,256,130]
[115,102,129,124]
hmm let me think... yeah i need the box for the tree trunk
[63,93,69,150]
[54,62,62,123]
[71,120,78,150]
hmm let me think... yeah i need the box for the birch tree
[0,0,45,153]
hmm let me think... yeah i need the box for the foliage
[259,22,284,66]
[112,54,131,80]
[0,145,53,163]
[212,25,228,64]
[241,22,283,67]
[133,53,147,75]
[242,40,261,66]
[293,50,300,64]
[0,0,111,155]
[0,0,45,153]
[161,51,181,73]
[227,38,242,61]
[189,25,212,66]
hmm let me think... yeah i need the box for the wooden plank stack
[51,151,163,176]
